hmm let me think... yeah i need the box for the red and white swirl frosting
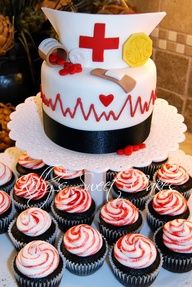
[18,152,45,170]
[156,164,189,185]
[16,207,52,236]
[114,233,157,269]
[115,169,149,193]
[101,198,139,226]
[16,240,59,278]
[64,224,103,257]
[163,219,192,253]
[0,190,11,215]
[55,186,92,213]
[152,189,188,216]
[14,173,48,200]
[0,162,12,186]
[53,166,83,179]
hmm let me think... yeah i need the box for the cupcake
[16,152,51,179]
[13,240,65,287]
[8,207,58,250]
[154,163,192,199]
[0,190,16,233]
[146,189,190,231]
[109,233,163,287]
[154,219,192,273]
[98,198,143,245]
[51,186,96,232]
[11,173,54,212]
[58,224,108,275]
[135,158,168,180]
[0,161,16,193]
[50,166,84,191]
[112,169,152,210]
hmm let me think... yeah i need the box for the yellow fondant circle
[123,33,152,67]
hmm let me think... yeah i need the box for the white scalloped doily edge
[8,94,187,172]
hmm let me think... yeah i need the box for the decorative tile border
[151,28,192,57]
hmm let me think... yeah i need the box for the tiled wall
[129,0,192,132]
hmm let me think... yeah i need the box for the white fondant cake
[40,8,166,154]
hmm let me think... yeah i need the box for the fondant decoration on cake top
[42,8,166,69]
[123,33,152,67]
[91,68,136,93]
[41,90,156,122]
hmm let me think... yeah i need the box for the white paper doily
[8,94,187,172]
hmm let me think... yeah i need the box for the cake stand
[8,94,187,205]
[0,147,192,287]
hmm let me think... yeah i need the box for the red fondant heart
[99,94,114,107]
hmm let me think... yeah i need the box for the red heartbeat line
[41,91,156,122]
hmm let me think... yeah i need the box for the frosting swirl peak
[101,198,139,226]
[0,162,12,186]
[115,169,149,193]
[64,224,103,257]
[55,186,92,213]
[156,164,189,185]
[53,166,83,180]
[152,189,188,216]
[14,173,48,200]
[18,152,45,170]
[114,233,157,268]
[16,240,59,278]
[16,207,52,236]
[163,219,192,253]
[0,190,11,215]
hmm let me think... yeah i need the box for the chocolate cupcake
[11,173,54,212]
[109,233,163,287]
[16,152,51,180]
[58,224,108,275]
[50,166,84,191]
[0,161,16,193]
[98,198,143,245]
[135,158,168,180]
[8,207,58,250]
[0,190,16,233]
[51,186,96,232]
[153,219,192,273]
[112,169,152,210]
[146,189,190,231]
[13,240,65,287]
[154,163,192,199]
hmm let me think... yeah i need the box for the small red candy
[138,143,146,149]
[49,52,58,64]
[56,58,66,66]
[133,145,140,151]
[59,68,69,76]
[117,149,124,155]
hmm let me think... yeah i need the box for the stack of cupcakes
[146,189,190,231]
[11,173,54,212]
[51,186,96,232]
[153,163,192,199]
[98,198,143,245]
[112,168,152,209]
[58,224,108,276]
[50,166,84,191]
[8,207,58,250]
[0,161,16,193]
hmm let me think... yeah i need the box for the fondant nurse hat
[42,8,166,69]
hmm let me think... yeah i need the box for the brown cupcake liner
[0,204,16,234]
[153,227,192,273]
[99,210,144,245]
[57,236,108,276]
[51,202,94,232]
[8,217,59,250]
[145,199,165,231]
[109,247,163,287]
[11,187,54,213]
[13,255,65,287]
